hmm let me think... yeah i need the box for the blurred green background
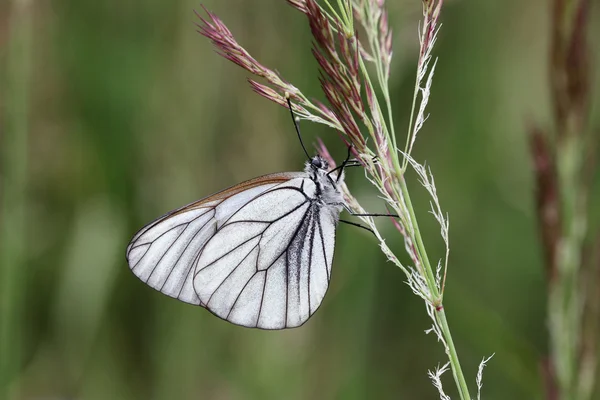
[1,0,599,399]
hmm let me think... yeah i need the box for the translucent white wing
[193,177,338,329]
[125,173,301,305]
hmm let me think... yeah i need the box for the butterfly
[125,152,353,329]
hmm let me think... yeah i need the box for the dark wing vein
[195,231,263,273]
[225,271,259,320]
[207,243,259,307]
[146,223,190,283]
[255,271,268,327]
[316,215,330,281]
[307,209,316,314]
[129,214,205,250]
[222,197,309,225]
[129,211,208,270]
[295,208,312,310]
[217,186,311,229]
[131,246,151,269]
[159,212,214,292]
[178,250,203,299]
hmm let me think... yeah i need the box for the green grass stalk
[398,176,471,400]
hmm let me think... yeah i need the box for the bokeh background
[1,0,599,399]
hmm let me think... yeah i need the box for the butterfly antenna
[285,93,311,162]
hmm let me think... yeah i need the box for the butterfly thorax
[305,156,345,217]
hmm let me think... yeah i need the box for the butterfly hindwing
[193,177,336,329]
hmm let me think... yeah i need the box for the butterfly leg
[341,203,399,218]
[339,219,375,235]
[336,143,354,182]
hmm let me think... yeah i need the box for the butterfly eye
[311,157,322,169]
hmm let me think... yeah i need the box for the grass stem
[437,308,471,400]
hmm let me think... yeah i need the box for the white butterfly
[126,155,347,329]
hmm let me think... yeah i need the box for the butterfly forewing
[193,177,336,329]
[125,173,301,305]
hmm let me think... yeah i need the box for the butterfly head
[306,155,338,182]
[308,155,329,171]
